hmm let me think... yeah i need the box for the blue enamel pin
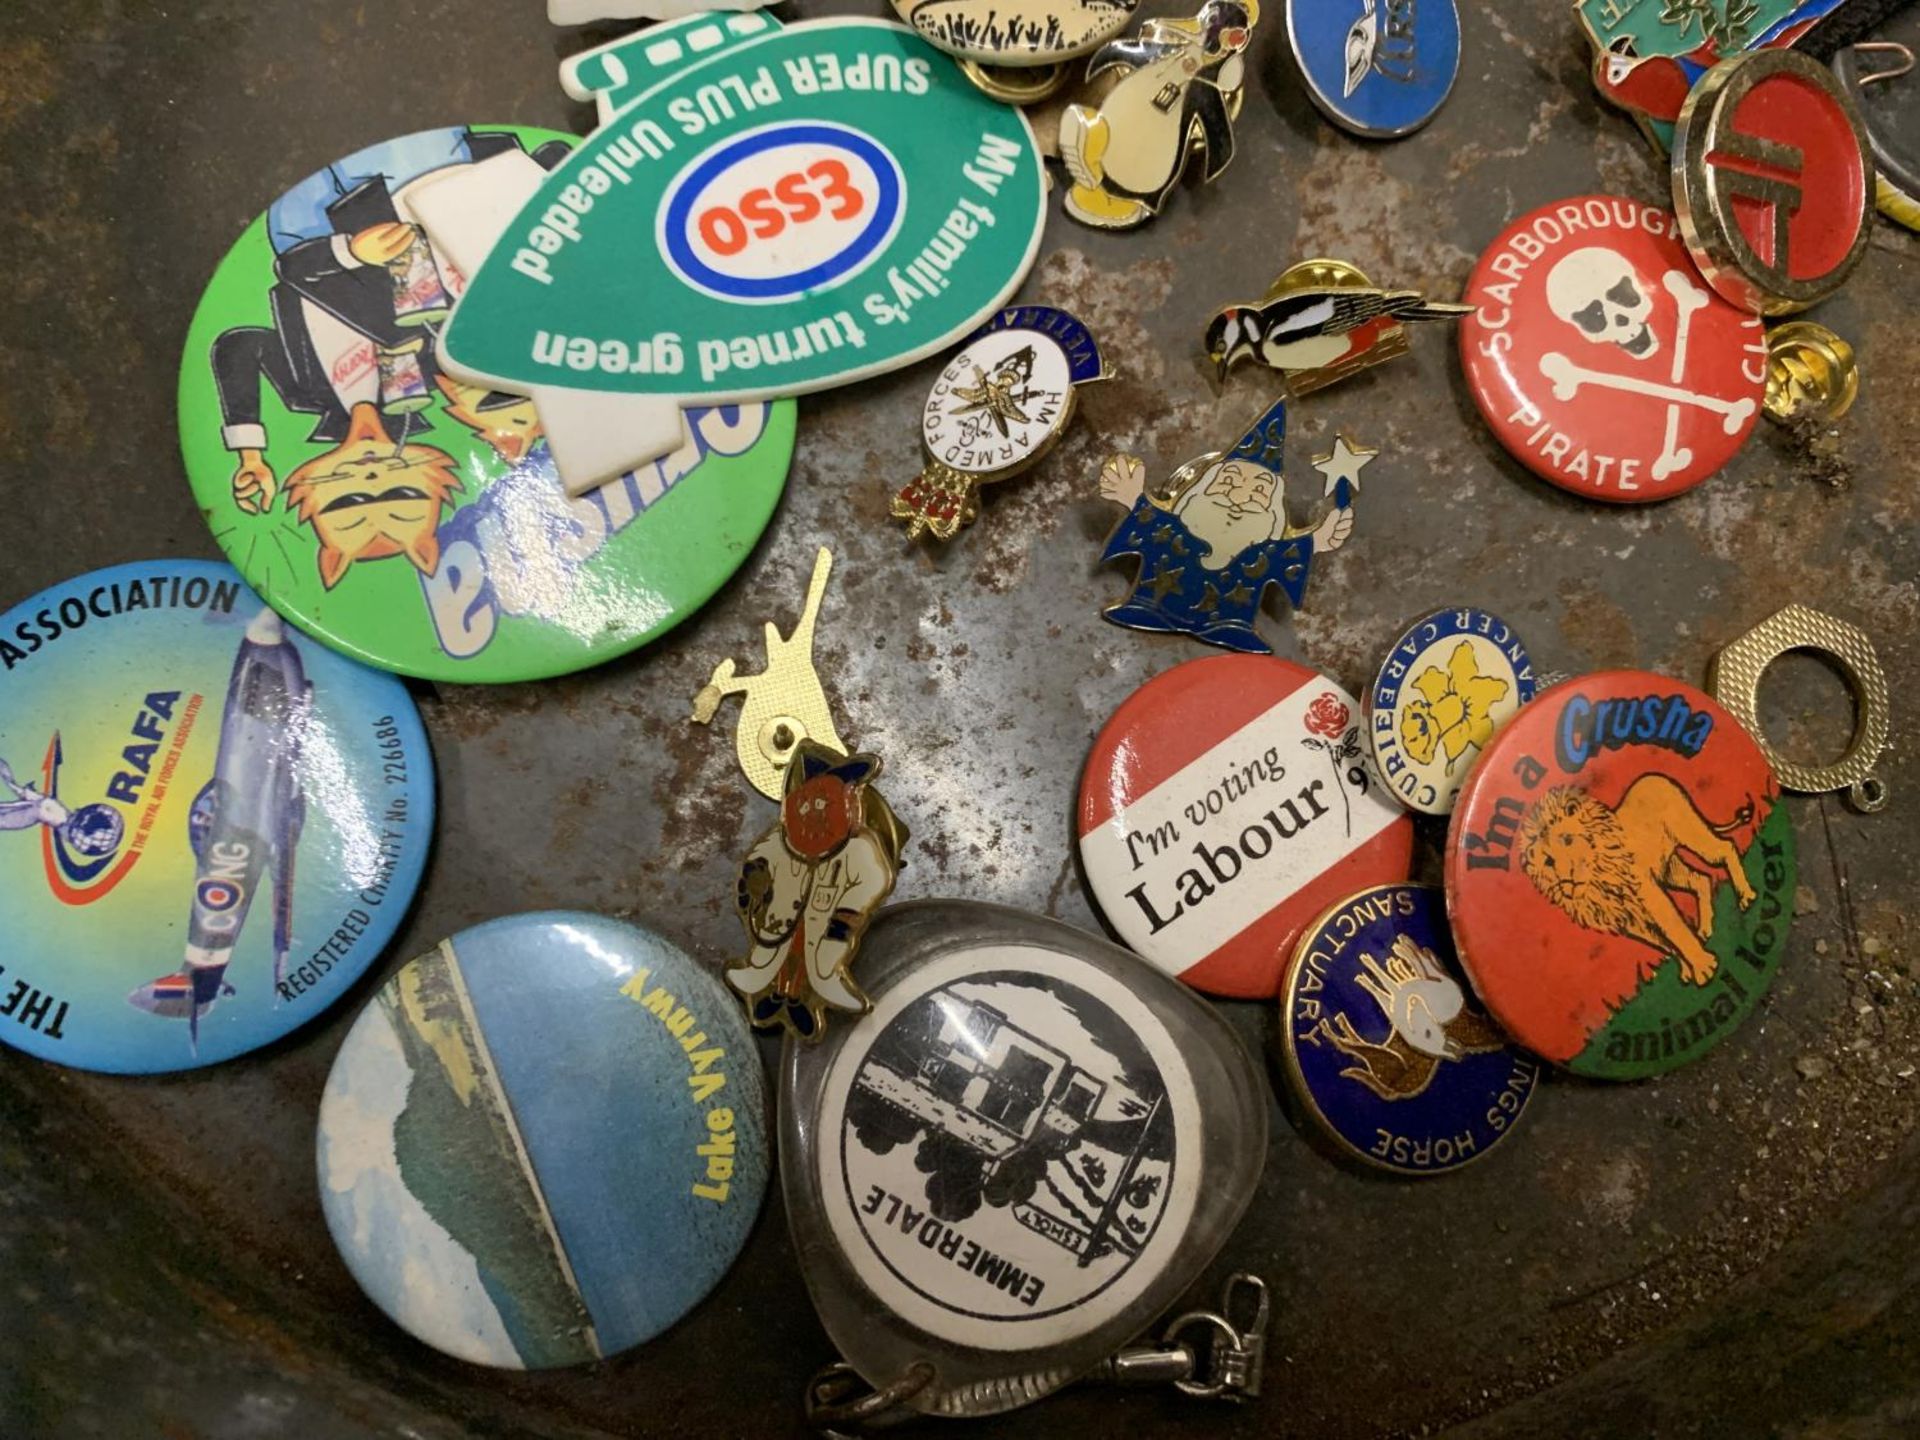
[1279,883,1539,1175]
[1285,0,1461,139]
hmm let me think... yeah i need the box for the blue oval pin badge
[0,560,433,1073]
[1285,0,1461,139]
[1279,884,1539,1176]
[406,12,1045,497]
[1368,607,1536,816]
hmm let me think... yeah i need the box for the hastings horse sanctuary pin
[1096,400,1372,655]
[891,306,1107,541]
[407,12,1045,498]
[1205,259,1472,395]
[1058,0,1258,229]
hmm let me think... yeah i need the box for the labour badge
[1205,260,1472,395]
[728,741,904,1042]
[891,306,1107,541]
[1058,0,1258,229]
[1095,401,1371,654]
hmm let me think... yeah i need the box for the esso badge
[659,122,905,303]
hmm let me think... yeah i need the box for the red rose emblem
[1304,693,1350,739]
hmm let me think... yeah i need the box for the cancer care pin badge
[779,900,1267,1415]
[409,13,1045,497]
[1369,607,1536,816]
[1280,884,1539,1175]
[892,305,1107,541]
[179,124,797,683]
[1446,670,1794,1081]
[1673,48,1875,316]
[0,560,433,1073]
[1460,195,1766,502]
[317,913,768,1368]
[1285,0,1462,138]
[1079,654,1413,999]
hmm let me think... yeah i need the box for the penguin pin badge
[1059,0,1258,230]
[891,305,1107,542]
[1205,259,1472,395]
[1096,401,1372,654]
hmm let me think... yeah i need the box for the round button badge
[1674,49,1875,316]
[1280,884,1540,1175]
[1369,607,1537,816]
[1079,655,1413,999]
[179,125,795,683]
[1460,195,1767,502]
[1285,0,1462,139]
[1445,670,1794,1080]
[0,560,433,1073]
[317,912,768,1369]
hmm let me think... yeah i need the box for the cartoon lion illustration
[284,401,463,589]
[1517,775,1758,987]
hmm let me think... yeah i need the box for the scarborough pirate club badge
[1460,195,1766,502]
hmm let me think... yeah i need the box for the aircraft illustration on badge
[126,609,311,1052]
[1095,401,1372,654]
[1058,0,1258,229]
[1285,0,1462,139]
[409,12,1045,497]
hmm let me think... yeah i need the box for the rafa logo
[659,123,905,303]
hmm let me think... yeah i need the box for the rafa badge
[892,305,1107,541]
[1205,259,1472,393]
[1446,670,1794,1080]
[1460,195,1766,501]
[1674,49,1874,315]
[1079,654,1413,999]
[317,913,768,1367]
[411,14,1045,496]
[1058,0,1257,229]
[1280,884,1539,1174]
[179,124,797,682]
[1285,0,1462,138]
[0,561,433,1072]
[1369,608,1536,816]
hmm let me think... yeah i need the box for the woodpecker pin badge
[891,306,1108,542]
[1205,259,1472,395]
[1095,400,1373,654]
[1058,0,1258,230]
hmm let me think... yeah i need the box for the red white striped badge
[1078,655,1413,998]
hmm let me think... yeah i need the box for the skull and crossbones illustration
[1539,247,1758,482]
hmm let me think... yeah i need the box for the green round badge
[178,125,795,683]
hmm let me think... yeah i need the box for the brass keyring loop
[1708,605,1891,812]
[957,59,1071,105]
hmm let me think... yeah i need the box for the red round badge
[1078,655,1413,999]
[1460,195,1767,502]
[1445,670,1794,1081]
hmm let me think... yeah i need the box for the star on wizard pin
[1096,400,1375,654]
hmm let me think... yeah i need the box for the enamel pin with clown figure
[1058,0,1258,229]
[892,305,1107,541]
[1096,401,1372,654]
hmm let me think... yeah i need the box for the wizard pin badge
[892,305,1107,541]
[1096,400,1373,655]
[1058,0,1258,229]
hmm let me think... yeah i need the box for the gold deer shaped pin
[692,547,847,800]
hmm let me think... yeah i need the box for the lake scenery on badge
[179,124,795,683]
[1446,671,1795,1080]
[0,560,431,1073]
[316,913,768,1368]
[1282,884,1538,1174]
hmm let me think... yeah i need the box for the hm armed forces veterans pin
[1461,195,1766,501]
[411,13,1045,496]
[1446,670,1793,1080]
[1286,0,1462,139]
[180,124,796,683]
[1079,654,1412,999]
[0,561,432,1072]
[1281,884,1539,1175]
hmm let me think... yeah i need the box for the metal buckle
[1090,1273,1272,1400]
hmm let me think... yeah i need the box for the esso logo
[659,123,905,304]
